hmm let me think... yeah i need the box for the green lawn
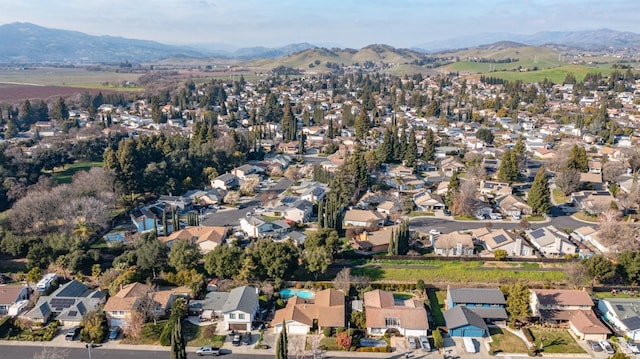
[572,211,600,223]
[407,211,435,217]
[552,189,569,205]
[52,161,103,183]
[489,327,529,354]
[426,289,446,327]
[486,65,607,84]
[526,215,546,222]
[352,260,566,285]
[183,322,226,347]
[529,328,585,354]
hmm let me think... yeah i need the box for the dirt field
[0,83,121,102]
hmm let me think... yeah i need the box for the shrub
[432,328,444,349]
[295,282,303,289]
[202,325,216,337]
[323,327,333,337]
[336,331,352,349]
[336,327,345,334]
[276,299,285,309]
[0,317,13,338]
[522,327,534,343]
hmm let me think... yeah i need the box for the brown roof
[272,289,345,328]
[343,209,385,223]
[364,290,428,330]
[569,310,611,335]
[434,232,474,250]
[353,226,399,249]
[103,282,150,312]
[533,289,593,307]
[160,226,227,246]
[0,286,26,305]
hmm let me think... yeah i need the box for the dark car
[232,334,242,346]
[108,326,121,340]
[242,332,251,345]
[443,208,451,216]
[65,326,80,341]
[588,340,603,352]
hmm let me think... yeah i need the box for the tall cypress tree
[423,128,436,161]
[405,128,418,167]
[276,321,288,359]
[528,166,551,215]
[170,299,187,359]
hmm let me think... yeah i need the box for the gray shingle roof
[52,280,90,298]
[449,288,506,305]
[443,305,489,331]
[222,286,258,314]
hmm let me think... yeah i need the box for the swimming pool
[279,288,315,299]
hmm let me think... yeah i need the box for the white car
[429,229,441,235]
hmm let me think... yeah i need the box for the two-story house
[240,216,274,238]
[445,287,508,326]
[104,282,175,327]
[211,173,239,190]
[433,232,474,257]
[364,289,429,337]
[0,285,29,316]
[525,226,577,257]
[222,286,259,331]
[283,200,313,223]
[597,298,640,342]
[272,289,345,334]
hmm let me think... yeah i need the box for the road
[201,178,292,227]
[410,204,587,235]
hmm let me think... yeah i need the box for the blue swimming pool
[279,288,315,299]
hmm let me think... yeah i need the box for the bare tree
[466,162,486,181]
[259,190,278,207]
[603,161,627,184]
[332,268,351,293]
[240,177,259,195]
[452,180,478,217]
[124,311,145,339]
[556,167,581,196]
[284,166,301,181]
[223,191,240,204]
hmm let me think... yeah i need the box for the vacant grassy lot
[52,161,103,183]
[352,260,566,285]
[489,327,528,354]
[485,65,606,84]
[529,328,585,354]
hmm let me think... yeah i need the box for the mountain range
[0,22,639,63]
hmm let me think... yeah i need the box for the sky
[0,0,639,49]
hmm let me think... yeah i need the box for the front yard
[489,327,528,354]
[529,327,585,354]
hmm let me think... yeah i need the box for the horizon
[0,0,639,49]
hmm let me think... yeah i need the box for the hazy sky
[1,0,639,48]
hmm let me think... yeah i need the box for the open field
[480,65,607,83]
[0,67,141,87]
[52,161,103,184]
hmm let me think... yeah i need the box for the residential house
[283,200,313,223]
[343,209,386,228]
[156,195,192,212]
[222,286,259,331]
[24,280,106,326]
[496,194,532,218]
[440,157,466,177]
[412,192,445,211]
[351,226,398,253]
[281,230,307,246]
[0,285,29,316]
[130,205,173,234]
[443,305,489,337]
[588,160,603,174]
[597,298,640,342]
[104,282,176,327]
[572,191,615,215]
[433,232,475,257]
[272,289,345,334]
[364,289,429,337]
[299,185,327,203]
[479,181,512,197]
[376,201,399,216]
[446,287,508,326]
[182,189,223,205]
[473,228,534,257]
[159,226,228,254]
[211,173,239,190]
[580,173,604,191]
[240,216,274,238]
[530,289,609,340]
[189,291,229,320]
[533,148,556,160]
[233,164,263,181]
[525,226,577,257]
[571,226,608,253]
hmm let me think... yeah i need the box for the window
[384,317,400,327]
[239,314,245,320]
[229,313,236,319]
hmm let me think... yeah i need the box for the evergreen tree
[528,166,551,215]
[281,96,296,141]
[276,321,288,359]
[388,229,396,255]
[391,126,401,162]
[566,144,588,172]
[423,128,436,161]
[404,128,418,167]
[399,126,408,161]
[445,171,460,209]
[354,109,369,140]
[169,299,187,359]
[498,149,518,183]
[376,127,393,163]
[52,97,69,121]
[4,118,17,139]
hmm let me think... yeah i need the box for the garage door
[229,323,247,331]
[287,324,308,335]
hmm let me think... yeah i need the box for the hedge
[357,346,392,352]
[522,327,534,343]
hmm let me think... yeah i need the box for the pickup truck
[196,346,220,356]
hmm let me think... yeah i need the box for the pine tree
[170,301,187,359]
[376,127,393,163]
[445,171,460,209]
[354,109,369,140]
[498,149,518,183]
[528,166,551,215]
[391,126,401,162]
[276,321,288,359]
[405,128,418,167]
[388,229,396,255]
[567,144,588,172]
[423,128,436,161]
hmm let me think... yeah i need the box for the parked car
[599,340,614,354]
[489,213,502,220]
[588,340,603,352]
[429,229,441,235]
[419,335,431,351]
[65,326,80,341]
[443,208,451,216]
[232,334,242,346]
[108,326,121,340]
[242,332,251,345]
[407,336,417,349]
[196,346,220,356]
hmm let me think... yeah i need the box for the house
[343,209,386,228]
[473,228,534,257]
[571,226,608,253]
[24,280,106,325]
[376,201,399,216]
[433,232,474,256]
[568,309,611,341]
[283,200,313,223]
[272,289,345,334]
[211,173,239,190]
[240,216,274,238]
[183,189,223,205]
[525,226,577,257]
[351,226,398,253]
[233,164,263,180]
[533,148,556,160]
[364,289,429,337]
[222,286,259,331]
[0,285,29,316]
[299,185,327,203]
[530,289,594,323]
[572,191,615,215]
[446,287,508,325]
[104,282,176,327]
[440,158,466,176]
[159,226,228,254]
[580,173,604,191]
[479,181,512,197]
[412,192,445,211]
[282,231,307,246]
[597,298,640,342]
[130,205,173,234]
[443,305,489,337]
[495,194,532,218]
[156,195,192,212]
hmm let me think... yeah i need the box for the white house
[364,289,429,337]
[525,226,577,257]
[211,173,239,190]
[240,216,273,238]
[598,298,640,342]
[283,200,313,223]
[222,286,259,331]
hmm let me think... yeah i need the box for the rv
[36,273,57,292]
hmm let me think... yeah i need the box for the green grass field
[484,65,607,83]
[0,67,141,87]
[52,161,103,183]
[529,328,585,354]
[489,327,529,354]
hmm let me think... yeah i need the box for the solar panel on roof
[530,229,546,239]
[616,304,626,311]
[68,311,77,317]
[622,317,640,331]
[50,298,74,310]
[493,234,508,244]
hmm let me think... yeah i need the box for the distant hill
[414,29,640,52]
[0,22,206,63]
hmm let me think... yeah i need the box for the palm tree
[73,221,96,242]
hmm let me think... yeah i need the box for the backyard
[51,161,103,184]
[529,327,585,354]
[488,327,528,354]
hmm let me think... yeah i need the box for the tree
[494,249,508,261]
[528,166,551,215]
[582,255,616,285]
[445,171,460,209]
[51,97,69,121]
[476,128,494,145]
[168,238,201,271]
[204,244,243,278]
[135,232,167,278]
[556,167,581,196]
[603,161,626,184]
[170,298,187,359]
[80,310,108,343]
[617,251,640,284]
[452,180,478,217]
[350,310,366,329]
[501,282,530,324]
[333,267,352,293]
[72,221,95,242]
[336,331,352,349]
[276,321,288,359]
[404,128,418,167]
[432,328,444,349]
[354,109,369,140]
[26,267,42,287]
[423,128,436,161]
[497,149,518,183]
[566,144,588,172]
[235,256,257,283]
[304,247,332,280]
